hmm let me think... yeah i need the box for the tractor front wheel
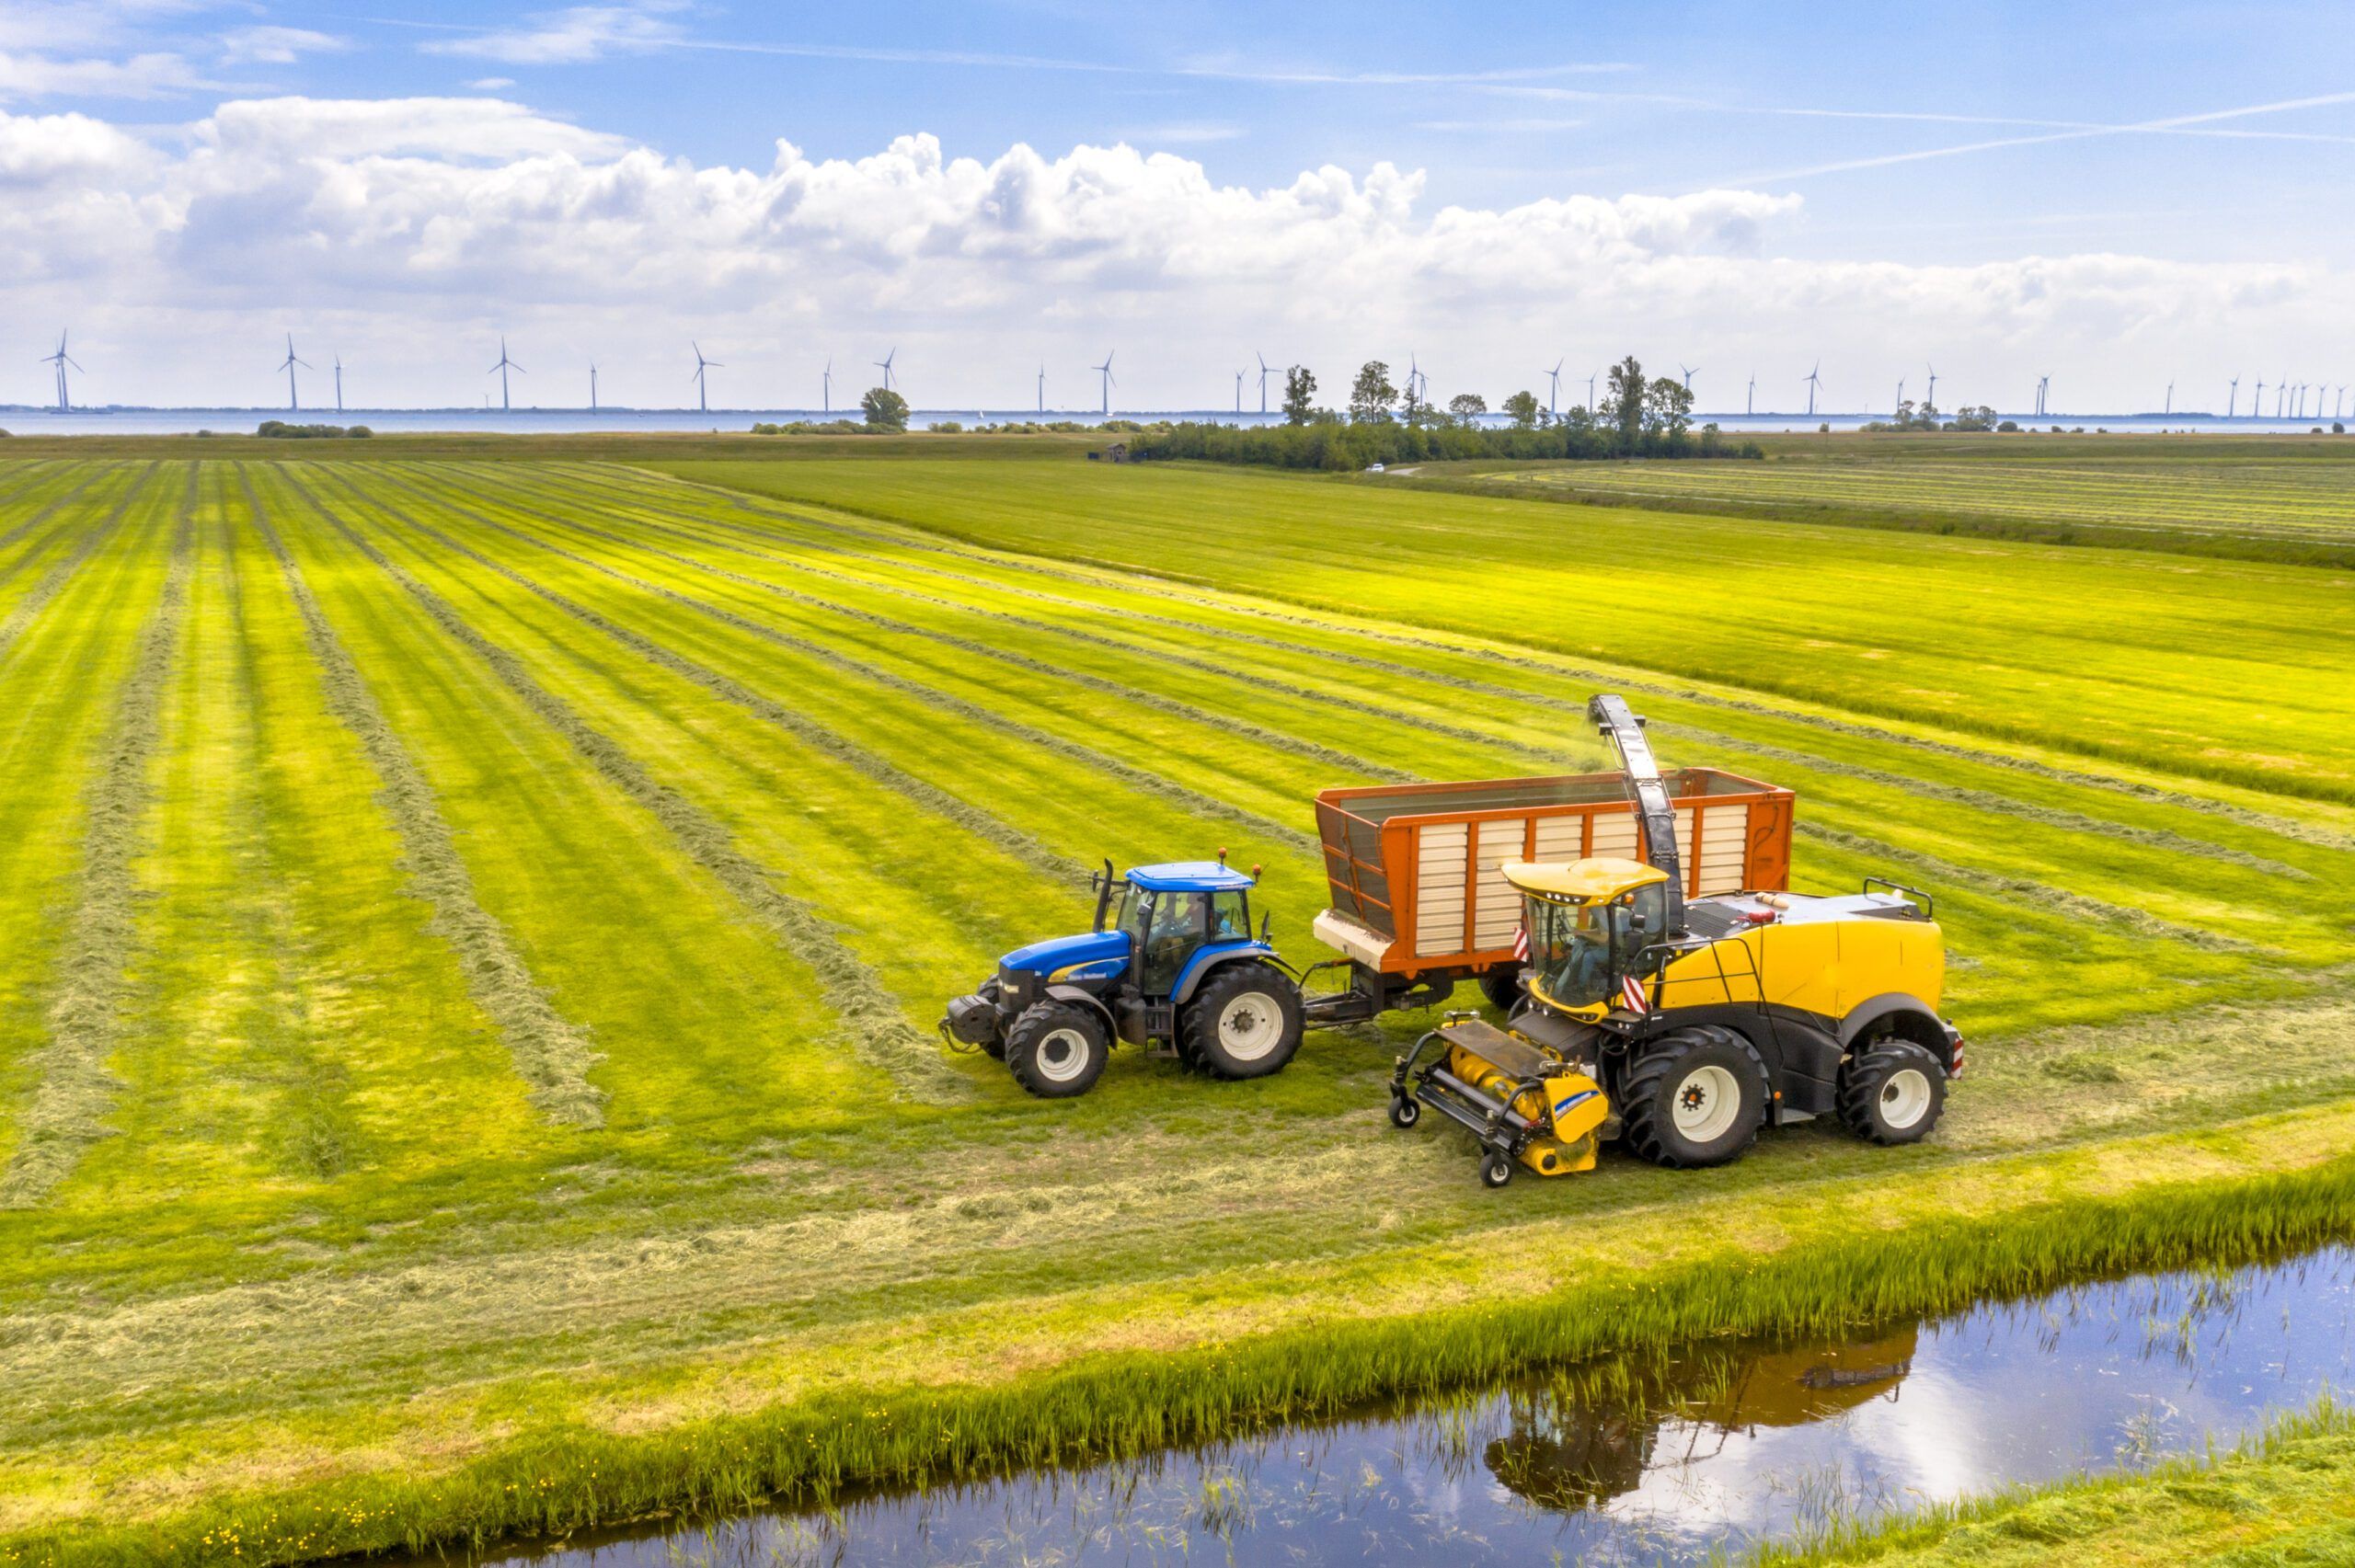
[1618,1025,1770,1169]
[1004,1001,1109,1099]
[1839,1040,1947,1145]
[1182,964,1305,1080]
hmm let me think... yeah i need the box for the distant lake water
[1,407,2338,438]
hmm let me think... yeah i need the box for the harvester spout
[1587,693,1685,933]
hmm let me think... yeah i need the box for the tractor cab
[940,857,1305,1098]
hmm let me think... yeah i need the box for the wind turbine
[333,353,345,414]
[1586,370,1599,412]
[1924,363,1937,409]
[1746,372,1755,416]
[690,342,721,414]
[2275,379,2287,418]
[488,338,522,412]
[1406,352,1428,408]
[1544,359,1563,418]
[874,348,897,392]
[1093,350,1115,417]
[1257,351,1271,414]
[1803,363,1822,418]
[1235,369,1246,415]
[2338,385,2348,421]
[2035,375,2051,418]
[2255,378,2266,418]
[1679,363,1698,394]
[821,357,833,413]
[2164,381,2173,417]
[1895,375,1906,413]
[2226,376,2237,418]
[40,330,81,412]
[1036,364,1046,415]
[590,362,599,413]
[279,334,312,412]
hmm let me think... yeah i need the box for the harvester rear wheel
[1005,1001,1109,1098]
[1182,964,1305,1080]
[1618,1025,1769,1169]
[1838,1040,1947,1145]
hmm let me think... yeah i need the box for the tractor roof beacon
[1388,693,1965,1187]
[939,854,1305,1099]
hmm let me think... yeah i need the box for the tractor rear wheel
[1005,1001,1109,1098]
[1839,1040,1947,1145]
[1618,1025,1770,1169]
[1182,964,1305,1080]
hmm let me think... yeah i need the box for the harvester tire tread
[1005,1001,1110,1099]
[1182,963,1305,1081]
[1618,1025,1769,1169]
[1838,1040,1947,1145]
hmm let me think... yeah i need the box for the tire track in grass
[303,467,1088,890]
[615,463,2355,853]
[0,467,190,1207]
[0,467,110,578]
[278,467,970,1098]
[237,466,605,1129]
[0,465,149,665]
[470,462,2322,879]
[364,467,1319,856]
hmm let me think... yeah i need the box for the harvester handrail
[1631,934,1761,1012]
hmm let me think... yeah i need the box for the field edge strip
[16,1143,2355,1567]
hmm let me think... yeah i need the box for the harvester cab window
[1210,890,1249,941]
[1528,896,1623,1011]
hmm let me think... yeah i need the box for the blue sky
[3,1,2351,410]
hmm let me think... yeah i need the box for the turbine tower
[590,362,599,413]
[279,334,311,412]
[488,338,522,412]
[40,330,81,412]
[874,348,897,392]
[1895,375,1905,413]
[2226,376,2237,418]
[821,357,833,413]
[1746,372,1755,416]
[2035,375,2050,418]
[1924,363,1937,409]
[2255,378,2265,418]
[1257,351,1271,414]
[1586,370,1599,412]
[1036,365,1046,414]
[690,342,721,414]
[2275,379,2287,418]
[1803,362,1822,418]
[1235,369,1245,415]
[1544,359,1563,418]
[1093,350,1115,417]
[1679,363,1697,393]
[2164,381,2173,417]
[333,353,345,414]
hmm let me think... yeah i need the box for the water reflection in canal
[483,1246,2355,1566]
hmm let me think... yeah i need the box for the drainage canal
[465,1244,2355,1566]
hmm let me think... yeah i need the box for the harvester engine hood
[998,929,1130,979]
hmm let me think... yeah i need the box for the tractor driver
[1144,891,1209,987]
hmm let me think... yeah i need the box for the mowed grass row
[1484,454,2355,542]
[415,459,2353,1036]
[652,457,2355,804]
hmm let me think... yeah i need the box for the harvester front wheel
[1478,966,1524,1012]
[1839,1040,1947,1145]
[1183,964,1305,1080]
[1388,1093,1421,1128]
[1618,1026,1769,1169]
[1005,1001,1109,1099]
[1480,1151,1515,1188]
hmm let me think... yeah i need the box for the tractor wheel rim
[1036,1027,1092,1082]
[1880,1068,1933,1129]
[1218,993,1283,1061]
[1671,1064,1741,1142]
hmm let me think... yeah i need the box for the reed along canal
[468,1246,2355,1566]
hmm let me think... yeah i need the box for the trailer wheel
[1389,1093,1420,1128]
[1004,1001,1109,1099]
[1618,1025,1770,1169]
[1182,964,1305,1080]
[1478,966,1524,1012]
[1480,1151,1514,1188]
[1839,1041,1947,1145]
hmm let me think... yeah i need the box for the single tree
[1500,389,1543,429]
[1606,355,1646,452]
[1644,377,1694,441]
[1349,361,1398,424]
[1447,392,1488,427]
[861,386,910,431]
[1281,366,1318,426]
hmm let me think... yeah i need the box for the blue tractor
[940,857,1306,1097]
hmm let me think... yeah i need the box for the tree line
[1129,356,1763,470]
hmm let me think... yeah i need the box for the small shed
[1088,441,1131,464]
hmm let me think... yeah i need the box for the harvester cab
[940,855,1306,1097]
[1388,695,1965,1186]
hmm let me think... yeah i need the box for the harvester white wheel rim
[1218,991,1284,1062]
[1880,1068,1933,1129]
[1035,1026,1094,1083]
[1672,1064,1741,1143]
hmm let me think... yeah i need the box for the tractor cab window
[1210,890,1250,942]
[1140,890,1209,994]
[1115,884,1151,948]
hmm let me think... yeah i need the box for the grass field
[1,439,2352,1563]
